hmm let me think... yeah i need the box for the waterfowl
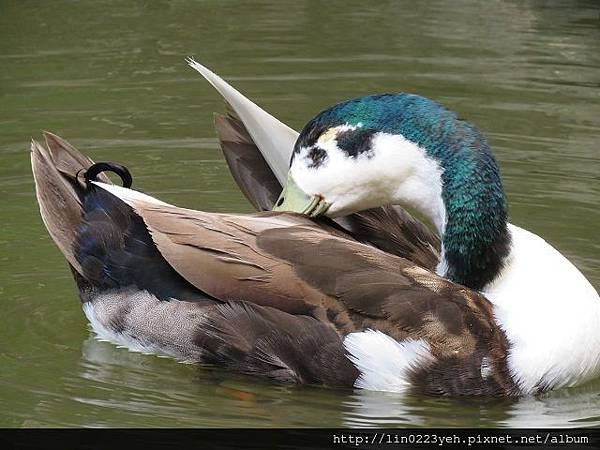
[30,60,600,397]
[188,59,600,394]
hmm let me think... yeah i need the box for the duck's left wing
[130,202,342,318]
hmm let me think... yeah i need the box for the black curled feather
[84,162,133,188]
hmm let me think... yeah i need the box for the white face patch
[290,130,447,234]
[344,330,434,393]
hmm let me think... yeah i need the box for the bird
[29,59,600,397]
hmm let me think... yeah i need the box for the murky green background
[1,0,599,428]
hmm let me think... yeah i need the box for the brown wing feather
[196,301,358,386]
[335,206,441,271]
[131,199,505,354]
[214,113,282,212]
[135,204,349,323]
[255,226,514,395]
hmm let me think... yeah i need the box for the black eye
[307,146,328,168]
[276,197,284,207]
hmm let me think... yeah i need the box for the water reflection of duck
[31,60,600,397]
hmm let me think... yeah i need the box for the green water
[1,0,600,428]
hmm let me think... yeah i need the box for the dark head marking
[306,146,328,168]
[336,127,377,158]
[295,123,331,152]
[294,124,377,169]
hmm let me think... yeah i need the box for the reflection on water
[343,378,600,428]
[1,0,599,428]
[71,337,600,428]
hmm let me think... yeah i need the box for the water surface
[1,0,600,428]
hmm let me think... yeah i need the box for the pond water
[1,0,599,428]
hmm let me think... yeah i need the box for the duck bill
[272,174,330,217]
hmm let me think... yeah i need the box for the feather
[187,57,297,184]
[214,113,282,211]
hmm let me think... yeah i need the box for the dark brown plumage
[214,112,282,212]
[31,130,517,396]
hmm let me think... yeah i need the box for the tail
[186,57,298,185]
[30,132,112,275]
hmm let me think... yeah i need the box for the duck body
[32,131,518,396]
[30,60,600,397]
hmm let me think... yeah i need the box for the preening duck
[30,59,600,397]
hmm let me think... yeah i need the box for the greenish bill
[272,174,330,217]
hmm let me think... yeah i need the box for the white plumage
[344,330,433,392]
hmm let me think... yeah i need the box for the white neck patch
[485,224,600,393]
[291,130,447,231]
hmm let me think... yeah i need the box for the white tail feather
[186,57,298,184]
[92,181,172,207]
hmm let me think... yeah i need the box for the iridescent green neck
[437,139,511,290]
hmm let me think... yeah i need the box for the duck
[29,59,600,397]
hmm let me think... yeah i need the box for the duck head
[274,93,511,291]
